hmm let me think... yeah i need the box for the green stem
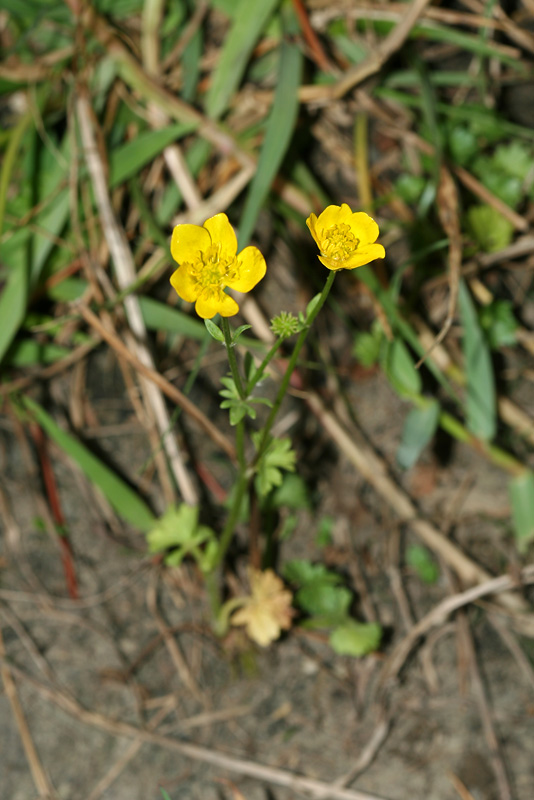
[213,471,249,570]
[245,337,284,395]
[235,417,246,472]
[255,270,337,461]
[221,317,246,399]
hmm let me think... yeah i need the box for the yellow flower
[306,203,385,270]
[170,213,266,319]
[230,569,294,647]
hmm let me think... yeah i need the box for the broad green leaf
[479,300,518,349]
[458,280,496,440]
[406,545,440,584]
[109,123,197,187]
[447,125,478,165]
[22,396,155,530]
[205,0,281,119]
[493,142,533,180]
[237,28,302,247]
[382,338,422,399]
[284,559,342,587]
[252,434,296,496]
[395,174,426,203]
[397,400,440,469]
[271,474,310,511]
[508,471,534,551]
[352,321,383,367]
[297,584,352,622]
[329,621,382,657]
[146,504,200,552]
[467,205,514,253]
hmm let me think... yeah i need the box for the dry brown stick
[0,339,100,397]
[455,613,513,800]
[0,629,57,800]
[146,570,203,703]
[76,92,198,505]
[378,564,534,690]
[416,166,461,368]
[460,0,534,53]
[0,563,150,611]
[87,698,177,800]
[310,2,514,35]
[0,659,392,800]
[414,316,534,447]
[487,612,534,694]
[306,392,527,613]
[331,0,432,99]
[333,707,391,788]
[78,304,235,460]
[454,165,529,233]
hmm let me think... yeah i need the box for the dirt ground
[2,310,534,800]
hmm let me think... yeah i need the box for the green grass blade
[237,32,302,247]
[509,471,534,551]
[5,340,70,367]
[458,280,496,441]
[0,264,30,366]
[22,396,156,531]
[109,123,197,187]
[0,111,32,239]
[375,88,534,141]
[205,0,281,119]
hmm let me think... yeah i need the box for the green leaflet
[458,280,496,441]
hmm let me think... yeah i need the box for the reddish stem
[291,0,331,73]
[31,424,79,599]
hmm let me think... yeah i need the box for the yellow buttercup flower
[170,213,266,319]
[306,203,385,270]
[230,569,294,647]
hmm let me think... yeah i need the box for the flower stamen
[321,223,359,262]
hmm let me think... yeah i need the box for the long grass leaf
[109,123,197,187]
[238,33,302,247]
[205,0,281,119]
[22,396,156,530]
[458,280,496,441]
[509,471,534,550]
[0,265,29,366]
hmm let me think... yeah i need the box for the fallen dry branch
[306,392,529,613]
[1,659,393,800]
[78,304,235,460]
[76,92,198,505]
[378,564,534,690]
[0,629,57,800]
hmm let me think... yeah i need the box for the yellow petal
[203,213,238,264]
[315,203,353,235]
[226,246,266,293]
[347,212,380,246]
[195,289,239,319]
[171,224,211,265]
[317,255,345,271]
[329,243,385,270]
[170,265,200,303]
[306,213,320,246]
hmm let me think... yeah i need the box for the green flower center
[321,223,359,260]
[192,244,238,291]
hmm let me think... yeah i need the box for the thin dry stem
[76,92,198,505]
